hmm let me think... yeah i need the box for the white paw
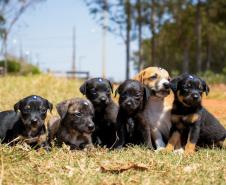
[174,148,184,155]
[155,147,165,152]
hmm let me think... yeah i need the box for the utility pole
[72,26,76,78]
[102,0,108,78]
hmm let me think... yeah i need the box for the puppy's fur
[114,80,151,148]
[48,98,95,150]
[0,95,52,150]
[80,78,118,148]
[166,74,226,154]
[134,67,172,149]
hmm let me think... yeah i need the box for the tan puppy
[134,67,173,150]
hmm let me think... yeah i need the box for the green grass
[0,75,225,185]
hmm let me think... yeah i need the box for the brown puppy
[134,67,173,150]
[48,98,95,150]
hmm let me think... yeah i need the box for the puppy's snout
[163,82,170,89]
[100,96,107,102]
[31,117,38,124]
[88,123,95,131]
[126,101,132,106]
[192,93,199,100]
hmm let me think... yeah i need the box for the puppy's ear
[14,100,21,112]
[143,86,150,102]
[47,100,53,113]
[56,100,70,119]
[134,71,145,84]
[107,80,113,93]
[80,81,87,95]
[114,84,122,97]
[202,80,210,96]
[170,75,182,92]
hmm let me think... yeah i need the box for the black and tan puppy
[48,98,95,150]
[166,74,226,155]
[0,95,52,150]
[80,78,118,148]
[114,80,152,148]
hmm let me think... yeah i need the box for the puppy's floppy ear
[56,100,70,119]
[202,80,210,96]
[170,75,183,92]
[169,78,179,92]
[46,100,53,113]
[134,71,145,84]
[114,84,123,97]
[80,81,87,95]
[143,86,150,102]
[14,100,21,112]
[107,80,113,93]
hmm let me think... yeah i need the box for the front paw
[184,143,196,156]
[162,144,174,153]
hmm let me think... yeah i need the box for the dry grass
[0,75,225,185]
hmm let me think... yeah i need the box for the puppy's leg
[151,128,165,150]
[165,126,181,152]
[141,126,154,150]
[113,124,126,149]
[185,124,200,155]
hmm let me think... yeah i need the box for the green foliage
[0,56,41,75]
[199,70,226,84]
[0,59,21,73]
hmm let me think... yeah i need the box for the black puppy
[80,78,118,148]
[166,74,226,155]
[48,98,95,150]
[0,95,52,150]
[114,80,152,148]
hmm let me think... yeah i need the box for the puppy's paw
[184,149,195,156]
[84,144,94,151]
[173,148,184,155]
[155,147,165,153]
[163,144,174,153]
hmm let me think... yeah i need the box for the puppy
[0,95,52,150]
[80,78,118,148]
[114,80,152,148]
[166,74,226,154]
[134,67,172,149]
[48,98,95,150]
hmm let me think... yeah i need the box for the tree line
[85,0,226,78]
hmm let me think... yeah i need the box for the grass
[0,75,225,185]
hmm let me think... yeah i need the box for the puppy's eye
[40,108,47,114]
[135,93,142,99]
[106,89,111,94]
[149,74,157,80]
[74,112,82,117]
[187,83,192,88]
[23,106,31,113]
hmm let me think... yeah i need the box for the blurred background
[0,0,226,82]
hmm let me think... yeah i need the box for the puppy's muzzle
[88,123,95,132]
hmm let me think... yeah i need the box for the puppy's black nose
[31,118,38,123]
[100,96,107,102]
[126,101,132,106]
[163,82,170,89]
[88,124,95,131]
[192,93,199,100]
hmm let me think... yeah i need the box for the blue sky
[7,0,136,81]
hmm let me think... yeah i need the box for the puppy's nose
[192,93,199,100]
[100,96,107,102]
[126,101,132,106]
[31,118,38,124]
[88,124,95,131]
[163,82,170,89]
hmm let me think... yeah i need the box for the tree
[0,0,44,74]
